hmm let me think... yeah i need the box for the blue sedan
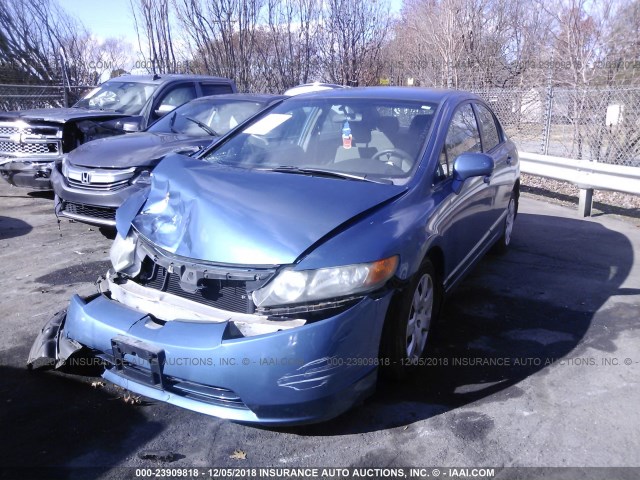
[28,87,519,425]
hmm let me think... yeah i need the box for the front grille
[0,141,58,155]
[0,126,31,135]
[138,258,252,313]
[67,177,130,191]
[62,201,116,221]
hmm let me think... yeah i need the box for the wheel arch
[426,245,445,284]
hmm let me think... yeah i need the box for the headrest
[349,120,373,144]
[378,116,399,136]
[409,114,432,134]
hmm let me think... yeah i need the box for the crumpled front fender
[115,185,150,238]
[26,309,82,370]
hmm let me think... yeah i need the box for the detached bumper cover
[26,309,82,369]
[27,291,392,425]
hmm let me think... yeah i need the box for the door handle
[506,156,513,165]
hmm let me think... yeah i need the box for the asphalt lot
[1,179,639,478]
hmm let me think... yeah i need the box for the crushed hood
[67,132,214,168]
[132,154,406,266]
[0,107,129,123]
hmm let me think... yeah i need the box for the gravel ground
[521,173,640,222]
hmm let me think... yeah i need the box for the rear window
[201,84,234,96]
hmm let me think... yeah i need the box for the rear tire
[380,258,441,381]
[493,189,518,254]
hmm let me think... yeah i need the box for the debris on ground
[230,449,247,460]
[137,450,176,462]
[123,392,142,405]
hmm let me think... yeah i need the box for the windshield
[74,81,157,114]
[148,99,267,136]
[203,98,438,183]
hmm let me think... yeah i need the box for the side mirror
[452,153,494,194]
[121,116,143,132]
[154,104,175,117]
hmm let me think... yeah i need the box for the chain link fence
[0,84,96,111]
[0,81,638,166]
[473,86,640,167]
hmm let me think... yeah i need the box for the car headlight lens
[131,170,152,185]
[252,256,398,308]
[110,232,139,274]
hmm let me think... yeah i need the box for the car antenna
[153,73,161,80]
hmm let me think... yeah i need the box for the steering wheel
[371,148,414,171]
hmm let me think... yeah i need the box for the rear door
[473,102,513,227]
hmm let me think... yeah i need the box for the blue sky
[59,0,403,45]
[58,0,140,44]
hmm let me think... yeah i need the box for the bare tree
[541,0,615,87]
[392,0,469,89]
[597,0,639,85]
[174,0,264,90]
[388,0,555,89]
[535,0,616,159]
[69,35,132,83]
[130,0,178,73]
[256,0,323,91]
[0,0,87,84]
[320,0,391,86]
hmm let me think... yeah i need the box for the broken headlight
[110,231,140,276]
[131,169,152,186]
[252,256,398,308]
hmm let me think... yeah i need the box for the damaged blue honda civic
[28,87,519,425]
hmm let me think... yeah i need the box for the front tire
[380,258,441,380]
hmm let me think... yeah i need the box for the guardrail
[519,151,640,217]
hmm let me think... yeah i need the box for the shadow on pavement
[0,216,32,240]
[291,212,637,435]
[0,347,162,475]
[27,190,55,201]
[34,260,112,286]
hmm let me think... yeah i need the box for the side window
[475,103,501,152]
[201,83,234,96]
[445,103,481,165]
[153,83,197,119]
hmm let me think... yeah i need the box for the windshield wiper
[185,116,218,136]
[263,166,391,184]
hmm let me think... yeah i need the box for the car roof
[284,86,480,104]
[190,93,286,104]
[105,74,235,85]
[284,83,346,96]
